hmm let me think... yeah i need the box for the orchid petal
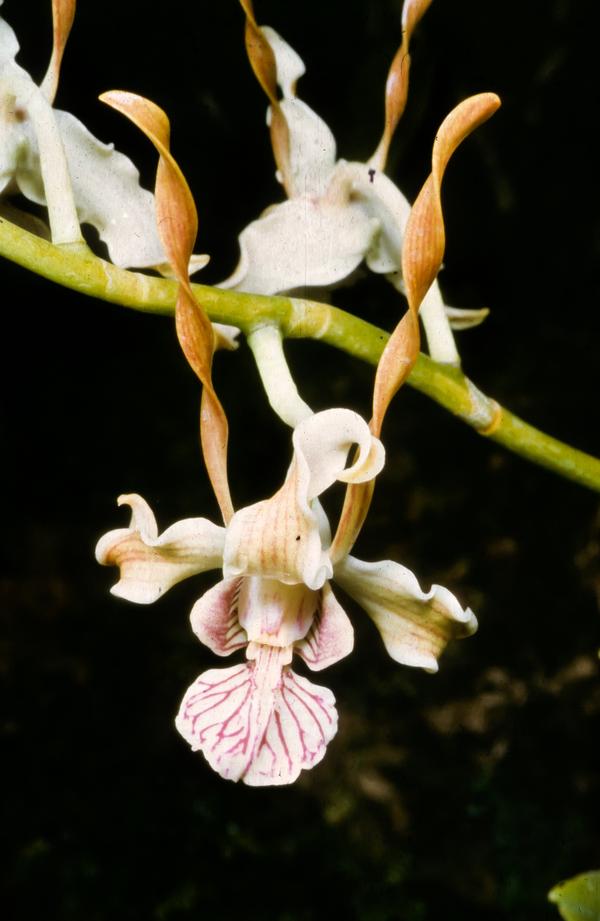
[335,555,477,673]
[219,196,378,295]
[95,494,225,604]
[295,583,354,671]
[45,110,166,267]
[445,305,490,330]
[222,460,332,590]
[340,162,412,275]
[2,103,166,265]
[260,26,305,99]
[292,408,385,500]
[238,577,318,646]
[2,60,81,244]
[212,323,241,351]
[190,578,247,656]
[223,410,383,590]
[241,19,337,196]
[245,665,337,786]
[0,111,27,196]
[176,645,337,785]
[0,18,162,263]
[176,661,265,783]
[277,98,337,198]
[0,9,19,67]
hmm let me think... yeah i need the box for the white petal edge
[95,493,225,604]
[260,25,305,99]
[292,408,385,500]
[218,197,379,295]
[340,161,412,275]
[0,10,19,68]
[278,97,337,198]
[334,554,477,673]
[445,306,490,330]
[15,109,167,268]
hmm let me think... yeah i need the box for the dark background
[2,1,599,919]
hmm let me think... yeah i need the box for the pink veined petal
[175,645,338,786]
[295,583,354,671]
[190,578,247,657]
[244,667,338,786]
[176,662,260,782]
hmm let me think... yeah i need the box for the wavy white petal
[279,97,337,198]
[219,197,378,295]
[0,9,19,68]
[260,25,305,99]
[95,493,225,604]
[335,554,477,672]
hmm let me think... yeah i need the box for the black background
[1,1,599,919]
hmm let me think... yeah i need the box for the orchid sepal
[95,494,225,605]
[334,554,477,673]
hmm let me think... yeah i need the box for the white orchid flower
[96,408,476,787]
[0,0,176,268]
[220,2,488,363]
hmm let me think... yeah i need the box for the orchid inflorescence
[3,0,589,786]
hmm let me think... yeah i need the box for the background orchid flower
[0,0,178,268]
[96,408,475,786]
[220,0,489,364]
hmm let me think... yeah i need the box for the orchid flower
[0,0,180,268]
[220,0,489,364]
[96,408,476,786]
[94,88,494,785]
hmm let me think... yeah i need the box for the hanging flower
[220,1,489,363]
[0,0,178,268]
[96,409,476,786]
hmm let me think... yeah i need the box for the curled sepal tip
[405,92,501,316]
[40,0,77,103]
[369,0,433,171]
[332,92,500,563]
[99,91,196,279]
[99,90,233,524]
[238,0,292,194]
[372,91,501,437]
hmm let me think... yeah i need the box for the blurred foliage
[549,871,600,921]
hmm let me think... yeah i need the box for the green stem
[1,216,599,492]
